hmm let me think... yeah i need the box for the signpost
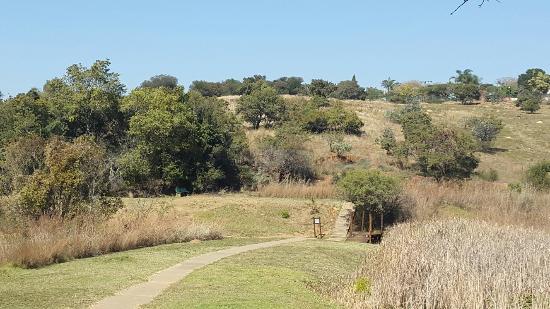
[313,217,324,238]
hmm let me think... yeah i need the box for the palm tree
[381,78,397,94]
[452,69,480,85]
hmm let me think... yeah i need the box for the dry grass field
[227,95,550,184]
[123,194,344,238]
[332,99,550,183]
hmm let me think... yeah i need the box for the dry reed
[403,177,550,232]
[0,204,222,268]
[333,219,550,308]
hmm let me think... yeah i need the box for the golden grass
[124,194,343,238]
[333,219,550,308]
[403,177,550,232]
[0,204,222,268]
[256,178,337,199]
[348,99,550,183]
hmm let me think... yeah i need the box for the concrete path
[91,237,305,309]
[327,202,355,241]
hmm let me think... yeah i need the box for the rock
[536,121,543,124]
[190,239,202,244]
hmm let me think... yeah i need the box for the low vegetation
[333,219,550,308]
[0,203,221,268]
[145,241,370,308]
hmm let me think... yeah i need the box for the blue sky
[1,0,549,96]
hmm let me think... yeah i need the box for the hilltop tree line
[0,60,548,218]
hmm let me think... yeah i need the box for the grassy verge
[0,238,270,309]
[124,194,343,237]
[145,240,370,308]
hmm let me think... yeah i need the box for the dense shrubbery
[254,126,316,183]
[288,99,364,135]
[383,104,479,181]
[337,169,401,215]
[526,161,550,191]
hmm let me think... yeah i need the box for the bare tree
[451,0,496,15]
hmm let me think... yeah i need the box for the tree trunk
[368,212,373,243]
[361,209,365,232]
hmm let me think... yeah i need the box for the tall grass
[0,205,222,268]
[256,179,337,199]
[333,219,550,308]
[403,177,550,231]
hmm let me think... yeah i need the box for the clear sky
[1,0,549,96]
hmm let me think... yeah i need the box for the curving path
[91,237,306,309]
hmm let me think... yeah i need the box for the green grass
[145,240,370,309]
[0,238,269,309]
[124,194,343,237]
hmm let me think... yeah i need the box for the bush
[389,82,423,104]
[476,169,499,182]
[255,126,316,182]
[337,169,401,214]
[327,134,352,159]
[526,161,550,191]
[280,210,290,219]
[451,83,481,104]
[376,128,397,155]
[518,91,542,113]
[325,103,364,135]
[17,136,118,218]
[465,116,504,151]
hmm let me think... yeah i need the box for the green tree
[189,80,223,97]
[308,79,337,98]
[389,82,423,104]
[518,68,550,94]
[238,75,267,95]
[452,69,480,85]
[381,78,398,94]
[465,116,504,151]
[518,91,542,113]
[41,60,127,146]
[120,88,251,193]
[365,87,385,101]
[271,77,304,95]
[337,169,401,215]
[236,84,286,129]
[18,136,119,218]
[376,128,397,155]
[331,77,366,100]
[0,89,49,147]
[141,75,178,89]
[451,83,481,105]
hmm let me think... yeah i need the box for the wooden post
[380,212,384,234]
[348,211,355,237]
[361,209,365,232]
[368,212,373,243]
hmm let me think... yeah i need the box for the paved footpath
[91,237,306,309]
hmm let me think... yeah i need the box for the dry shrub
[256,179,337,199]
[403,177,550,231]
[334,219,550,308]
[0,204,222,268]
